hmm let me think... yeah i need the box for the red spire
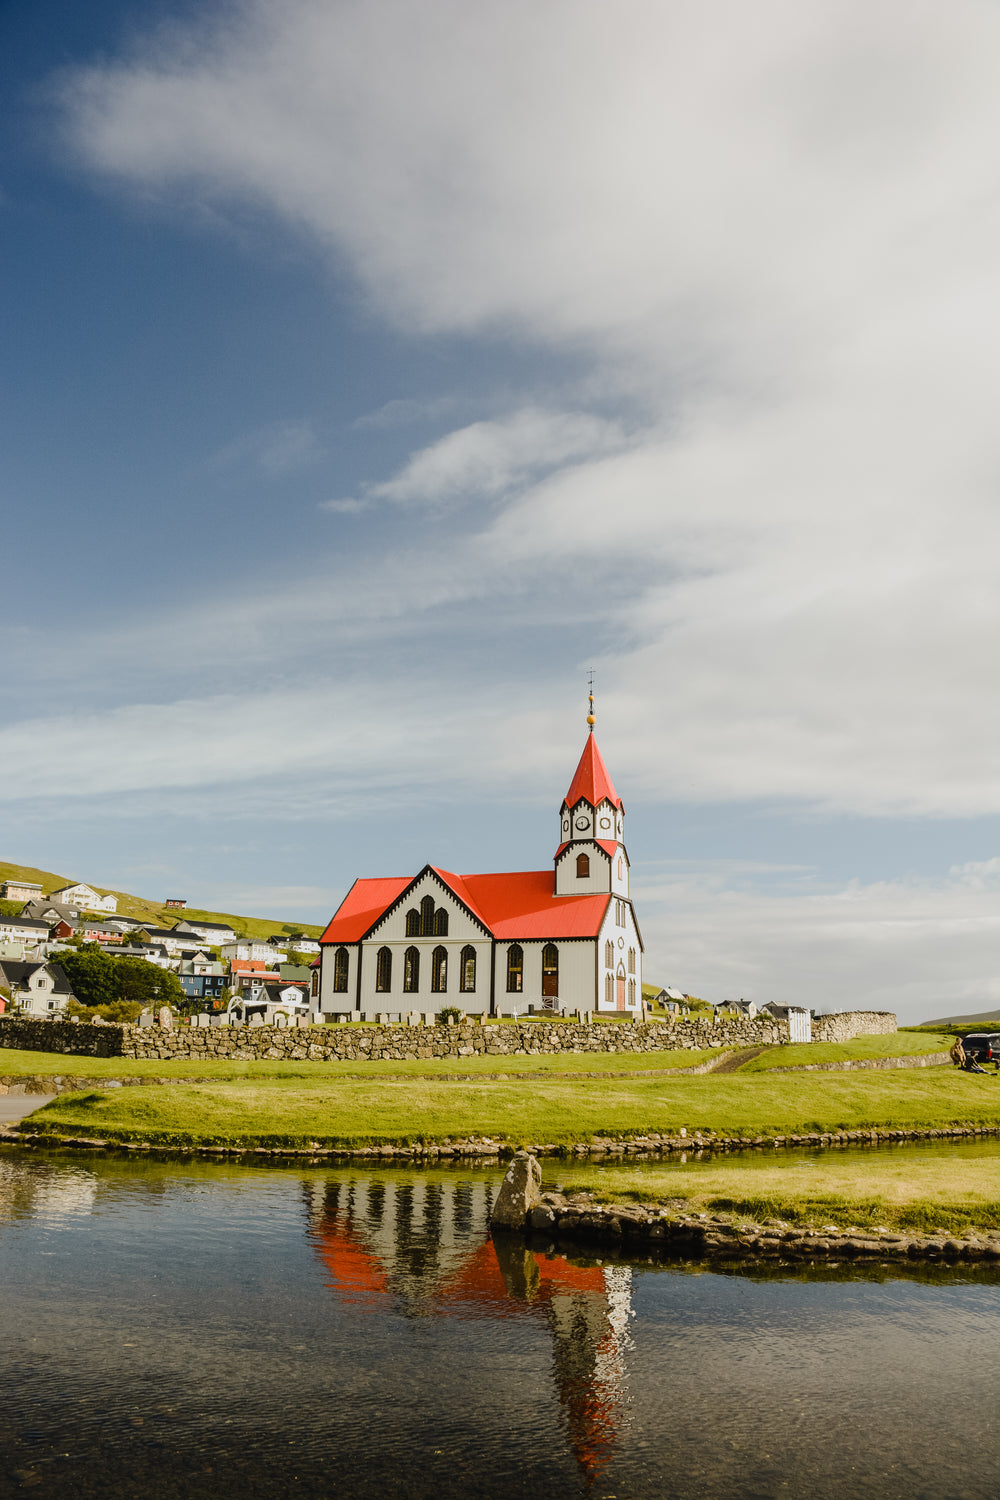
[563,735,622,810]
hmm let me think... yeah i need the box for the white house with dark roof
[49,884,118,914]
[317,704,643,1017]
[0,959,75,1016]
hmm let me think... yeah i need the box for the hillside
[0,858,325,941]
[918,1007,1000,1029]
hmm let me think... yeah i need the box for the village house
[48,884,118,914]
[0,913,52,953]
[222,937,276,965]
[0,879,43,902]
[134,925,207,958]
[178,918,238,946]
[0,959,75,1016]
[316,708,643,1017]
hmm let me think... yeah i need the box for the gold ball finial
[587,685,595,731]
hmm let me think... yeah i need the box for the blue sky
[2,0,999,1022]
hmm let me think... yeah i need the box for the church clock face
[574,815,591,831]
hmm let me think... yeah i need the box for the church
[316,699,643,1017]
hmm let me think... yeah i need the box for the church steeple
[554,698,629,897]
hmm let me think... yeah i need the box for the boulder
[489,1151,542,1229]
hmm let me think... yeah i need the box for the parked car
[960,1033,1000,1065]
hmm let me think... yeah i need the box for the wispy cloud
[209,417,323,477]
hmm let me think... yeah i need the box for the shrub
[436,1006,463,1024]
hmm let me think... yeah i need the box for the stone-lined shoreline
[5,1118,999,1159]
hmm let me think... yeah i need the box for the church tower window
[333,948,349,993]
[403,946,420,993]
[506,944,523,993]
[460,945,477,992]
[432,946,448,993]
[576,853,590,878]
[375,946,392,993]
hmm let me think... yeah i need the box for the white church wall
[597,899,642,1012]
[357,936,492,1013]
[554,845,613,896]
[492,938,597,1013]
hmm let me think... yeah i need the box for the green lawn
[0,1044,726,1081]
[739,1032,953,1071]
[19,1067,1000,1149]
[551,1146,1000,1233]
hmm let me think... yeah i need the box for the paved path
[706,1046,769,1074]
[0,1094,57,1124]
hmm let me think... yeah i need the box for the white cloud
[51,0,1000,819]
[210,417,323,477]
[635,860,1000,1025]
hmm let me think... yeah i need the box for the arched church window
[333,947,349,993]
[434,907,449,936]
[420,895,436,935]
[506,944,523,994]
[432,946,448,993]
[605,973,614,1006]
[604,940,614,967]
[405,909,420,937]
[403,946,420,993]
[542,943,559,998]
[376,946,392,993]
[628,947,636,974]
[576,853,590,878]
[460,945,476,993]
[628,977,636,1005]
[311,969,319,998]
[618,857,623,880]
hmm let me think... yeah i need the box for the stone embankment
[490,1152,1000,1266]
[0,1009,896,1065]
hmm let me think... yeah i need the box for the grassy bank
[551,1149,1000,1234]
[738,1032,951,1070]
[0,1044,727,1081]
[18,1068,1000,1149]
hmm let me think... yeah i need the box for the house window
[432,945,448,993]
[628,947,636,975]
[506,944,523,993]
[333,948,349,993]
[420,895,436,936]
[375,946,392,993]
[604,939,614,967]
[541,943,558,998]
[405,909,420,937]
[434,908,449,936]
[605,973,614,1006]
[460,945,476,992]
[404,946,420,993]
[576,853,590,878]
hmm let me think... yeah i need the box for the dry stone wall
[0,1009,895,1065]
[812,1011,897,1043]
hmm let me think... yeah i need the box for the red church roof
[563,734,621,810]
[320,867,609,944]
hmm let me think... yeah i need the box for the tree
[52,946,119,1009]
[113,956,185,1011]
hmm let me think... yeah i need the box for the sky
[2,0,999,1023]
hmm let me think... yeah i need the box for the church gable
[368,867,489,942]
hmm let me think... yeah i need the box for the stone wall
[0,1009,896,1065]
[812,1011,896,1043]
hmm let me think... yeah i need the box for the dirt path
[705,1046,769,1074]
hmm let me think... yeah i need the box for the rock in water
[489,1151,542,1229]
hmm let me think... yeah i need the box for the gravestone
[249,1013,264,1027]
[157,1006,172,1031]
[138,1011,153,1029]
[273,1012,287,1027]
[296,1015,310,1029]
[197,1013,211,1028]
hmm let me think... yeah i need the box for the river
[1,1148,997,1498]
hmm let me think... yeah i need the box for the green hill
[0,858,325,941]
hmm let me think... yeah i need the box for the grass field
[18,1067,1000,1149]
[0,1044,727,1081]
[738,1032,952,1070]
[551,1146,1000,1233]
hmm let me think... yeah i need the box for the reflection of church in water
[306,1175,633,1487]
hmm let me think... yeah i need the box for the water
[1,1147,998,1499]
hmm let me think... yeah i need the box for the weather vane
[587,670,595,733]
